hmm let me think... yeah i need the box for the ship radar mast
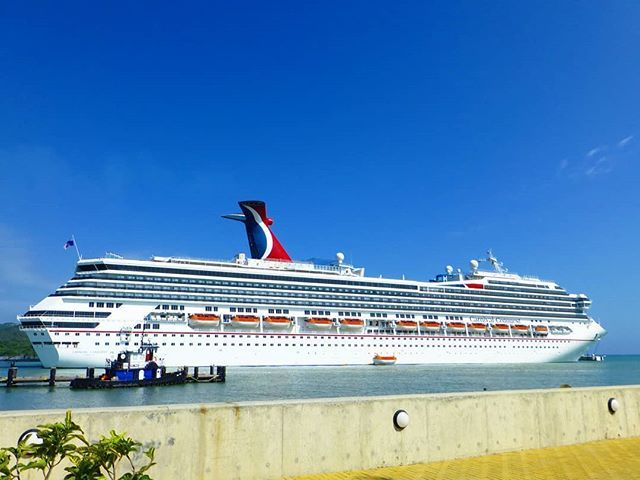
[485,249,507,273]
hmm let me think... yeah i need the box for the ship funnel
[223,201,292,262]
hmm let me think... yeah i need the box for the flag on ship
[63,239,75,250]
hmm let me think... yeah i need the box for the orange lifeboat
[229,315,261,329]
[395,320,418,332]
[263,316,292,330]
[512,324,530,335]
[305,317,333,330]
[468,322,487,333]
[339,318,365,331]
[446,322,466,333]
[419,321,441,332]
[534,325,549,336]
[188,313,221,328]
[492,323,510,335]
[373,354,397,365]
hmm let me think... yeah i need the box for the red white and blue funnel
[223,201,292,262]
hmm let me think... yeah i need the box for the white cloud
[585,157,612,177]
[618,135,634,148]
[586,147,602,157]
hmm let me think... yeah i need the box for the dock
[1,365,226,387]
[286,436,640,480]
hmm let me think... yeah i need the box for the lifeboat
[229,315,260,329]
[468,322,487,333]
[305,318,333,330]
[373,354,397,366]
[188,313,221,328]
[534,325,549,336]
[511,324,530,335]
[446,322,466,333]
[395,320,418,332]
[262,316,292,330]
[492,323,510,335]
[339,318,365,331]
[419,321,441,332]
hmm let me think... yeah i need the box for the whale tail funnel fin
[223,201,292,262]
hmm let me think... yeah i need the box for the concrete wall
[1,385,638,479]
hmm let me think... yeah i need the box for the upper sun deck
[152,254,367,277]
[76,253,367,278]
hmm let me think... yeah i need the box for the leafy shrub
[0,411,155,479]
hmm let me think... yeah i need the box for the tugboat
[70,344,186,389]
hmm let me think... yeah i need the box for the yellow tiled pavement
[287,437,640,480]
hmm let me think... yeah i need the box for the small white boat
[446,322,466,333]
[305,318,333,330]
[419,321,441,332]
[373,354,397,365]
[229,315,261,329]
[262,316,292,330]
[511,325,530,335]
[492,324,510,335]
[534,326,549,336]
[579,354,605,362]
[468,323,487,333]
[339,318,365,331]
[395,321,418,332]
[188,313,221,328]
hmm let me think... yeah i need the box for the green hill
[0,322,36,358]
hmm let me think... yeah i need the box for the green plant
[0,412,155,480]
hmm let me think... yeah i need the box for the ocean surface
[1,355,639,412]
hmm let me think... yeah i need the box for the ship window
[89,302,94,307]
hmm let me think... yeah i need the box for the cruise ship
[19,201,606,367]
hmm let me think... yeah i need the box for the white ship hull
[29,319,600,368]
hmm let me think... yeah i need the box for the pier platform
[287,437,640,480]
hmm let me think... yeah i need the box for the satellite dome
[445,265,454,274]
[336,252,345,264]
[470,259,479,270]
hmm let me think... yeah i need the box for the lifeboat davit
[188,313,221,328]
[446,322,466,333]
[229,315,260,328]
[419,321,441,332]
[395,320,418,332]
[492,323,510,335]
[305,318,333,330]
[339,318,365,331]
[468,322,487,333]
[263,316,292,330]
[534,325,549,336]
[512,324,530,335]
[373,354,397,365]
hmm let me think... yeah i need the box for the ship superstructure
[19,201,606,367]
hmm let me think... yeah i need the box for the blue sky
[1,2,639,353]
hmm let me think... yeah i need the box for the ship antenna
[486,249,507,273]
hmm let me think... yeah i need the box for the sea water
[1,355,639,412]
